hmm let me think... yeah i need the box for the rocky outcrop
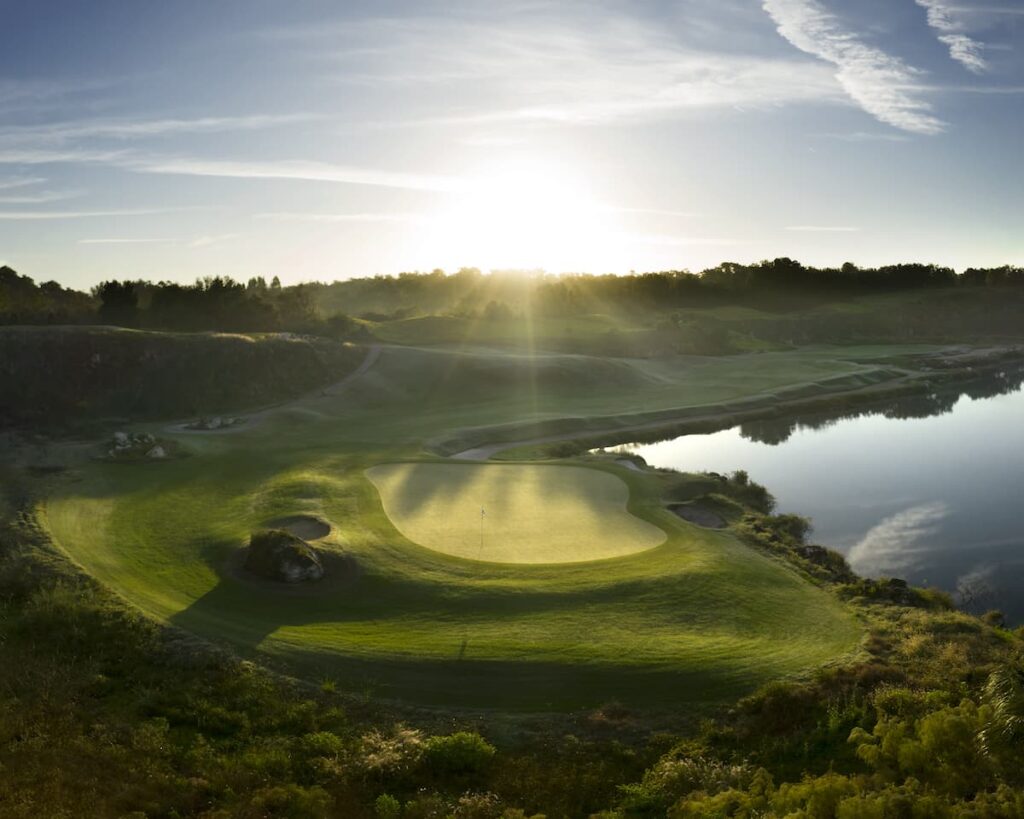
[245,529,324,583]
[106,431,168,460]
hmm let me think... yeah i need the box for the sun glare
[421,159,626,272]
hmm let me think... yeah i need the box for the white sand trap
[366,462,665,564]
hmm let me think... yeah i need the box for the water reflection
[737,366,1024,447]
[625,366,1024,623]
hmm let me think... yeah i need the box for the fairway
[366,462,665,563]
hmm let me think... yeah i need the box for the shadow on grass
[166,574,753,711]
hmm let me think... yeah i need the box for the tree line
[4,259,1024,333]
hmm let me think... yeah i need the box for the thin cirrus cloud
[78,234,240,247]
[785,225,861,232]
[0,190,83,205]
[0,113,319,144]
[916,0,989,73]
[0,176,47,190]
[0,148,464,194]
[762,0,946,135]
[0,208,167,220]
[78,238,175,244]
[256,212,423,223]
[315,17,843,127]
[120,156,464,193]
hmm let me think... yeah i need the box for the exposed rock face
[146,446,166,459]
[245,529,324,583]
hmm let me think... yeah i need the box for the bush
[375,793,402,819]
[423,732,496,777]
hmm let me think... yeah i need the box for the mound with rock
[106,431,174,461]
[245,529,324,583]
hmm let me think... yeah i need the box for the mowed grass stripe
[366,462,666,564]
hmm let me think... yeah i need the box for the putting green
[366,462,666,563]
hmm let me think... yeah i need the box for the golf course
[34,338,892,712]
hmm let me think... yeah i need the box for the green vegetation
[31,339,886,711]
[5,449,1023,816]
[365,462,665,563]
[8,264,1024,815]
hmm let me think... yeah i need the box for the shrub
[422,732,497,777]
[299,731,344,759]
[359,725,425,776]
[375,793,402,819]
[246,784,332,817]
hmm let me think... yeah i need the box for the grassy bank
[0,325,365,428]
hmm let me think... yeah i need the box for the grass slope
[366,462,665,563]
[35,340,903,712]
[0,325,364,427]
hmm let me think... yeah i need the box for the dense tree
[0,266,94,324]
[94,280,140,326]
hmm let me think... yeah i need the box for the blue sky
[1,0,1022,288]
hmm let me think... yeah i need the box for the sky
[1,0,1022,289]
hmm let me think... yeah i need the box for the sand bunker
[266,515,331,540]
[669,503,726,529]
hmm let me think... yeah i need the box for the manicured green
[35,340,915,711]
[366,462,665,563]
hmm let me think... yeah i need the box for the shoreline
[444,345,1024,461]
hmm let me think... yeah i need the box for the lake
[623,368,1024,622]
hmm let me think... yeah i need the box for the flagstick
[479,506,485,559]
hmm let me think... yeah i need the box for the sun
[421,159,626,272]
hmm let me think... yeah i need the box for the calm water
[626,370,1024,621]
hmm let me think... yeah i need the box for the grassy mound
[366,462,665,563]
[0,325,365,427]
[265,515,331,540]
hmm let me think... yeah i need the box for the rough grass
[366,462,665,563]
[31,341,923,712]
[371,313,632,347]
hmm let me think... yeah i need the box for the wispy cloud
[786,225,861,232]
[0,208,165,220]
[123,156,463,192]
[314,16,843,128]
[762,0,945,135]
[916,0,989,74]
[0,147,462,193]
[0,176,47,190]
[617,232,744,248]
[847,501,949,575]
[0,190,82,205]
[952,5,1024,14]
[79,233,241,247]
[78,237,175,244]
[256,211,422,223]
[815,131,912,143]
[0,113,318,145]
[0,148,131,165]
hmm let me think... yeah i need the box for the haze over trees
[6,259,1024,336]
